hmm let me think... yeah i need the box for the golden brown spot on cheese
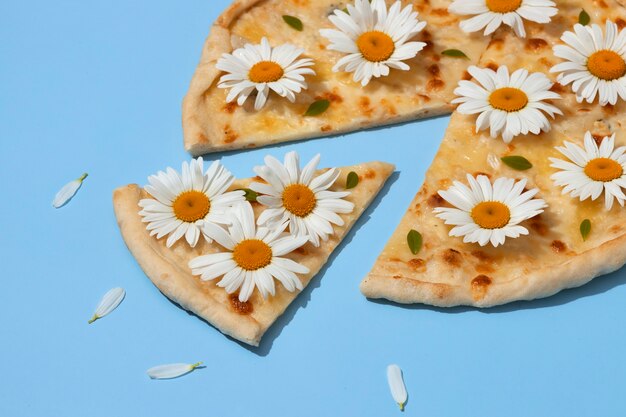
[407,258,426,272]
[433,283,451,299]
[538,57,554,69]
[471,275,492,300]
[172,191,210,222]
[592,134,606,147]
[442,248,463,267]
[551,240,566,253]
[584,158,623,182]
[359,96,373,117]
[550,83,565,94]
[427,193,445,207]
[602,103,616,114]
[320,124,332,132]
[428,64,440,77]
[471,250,492,262]
[223,102,237,114]
[525,38,548,51]
[430,8,450,16]
[229,294,253,315]
[426,78,445,91]
[294,246,308,255]
[475,264,495,274]
[380,98,397,115]
[616,18,626,30]
[462,70,472,81]
[610,224,623,234]
[197,133,209,144]
[487,38,504,51]
[485,62,499,71]
[317,90,343,104]
[587,50,626,81]
[224,124,238,143]
[417,94,431,102]
[529,219,549,236]
[364,169,376,179]
[598,0,608,8]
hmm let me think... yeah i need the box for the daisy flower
[188,202,310,302]
[249,151,354,247]
[215,37,315,110]
[452,65,562,143]
[139,158,245,248]
[448,0,557,38]
[319,0,427,86]
[434,174,547,247]
[550,132,626,210]
[550,21,626,106]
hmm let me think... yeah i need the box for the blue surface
[2,1,626,416]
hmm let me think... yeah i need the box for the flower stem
[78,173,88,182]
[88,314,99,324]
[399,402,405,412]
[191,362,203,369]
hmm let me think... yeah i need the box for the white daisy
[452,65,562,143]
[550,132,626,210]
[215,37,315,110]
[319,0,427,86]
[550,21,626,106]
[188,202,310,302]
[249,151,354,247]
[434,174,547,247]
[448,0,557,38]
[138,158,245,248]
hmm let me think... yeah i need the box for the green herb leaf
[579,9,590,25]
[282,15,303,31]
[501,155,533,171]
[304,99,330,116]
[441,49,469,59]
[346,171,359,189]
[239,188,258,202]
[407,229,423,255]
[580,219,591,241]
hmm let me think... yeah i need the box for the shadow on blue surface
[368,264,626,314]
[165,170,401,356]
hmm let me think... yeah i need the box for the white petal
[146,362,203,380]
[89,287,125,324]
[387,364,408,411]
[52,173,88,208]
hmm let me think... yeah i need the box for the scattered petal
[387,364,408,411]
[88,287,125,324]
[147,362,203,380]
[52,173,88,208]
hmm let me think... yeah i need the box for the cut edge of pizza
[361,1,626,308]
[114,159,394,346]
[182,0,492,156]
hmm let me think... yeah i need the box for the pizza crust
[114,162,394,345]
[182,0,490,155]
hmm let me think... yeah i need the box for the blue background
[2,1,625,416]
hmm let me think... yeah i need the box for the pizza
[114,154,394,345]
[182,0,492,155]
[360,0,626,307]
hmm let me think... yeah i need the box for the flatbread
[182,0,491,155]
[114,161,394,345]
[360,1,626,307]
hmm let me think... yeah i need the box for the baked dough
[182,0,491,155]
[114,161,394,345]
[361,1,626,307]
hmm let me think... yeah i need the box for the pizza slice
[182,0,493,155]
[114,154,394,346]
[361,1,626,307]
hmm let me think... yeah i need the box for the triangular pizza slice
[114,157,394,345]
[183,0,492,155]
[361,1,626,307]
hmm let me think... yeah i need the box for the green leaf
[580,219,591,241]
[282,15,303,31]
[579,9,590,25]
[501,155,533,171]
[407,229,423,255]
[238,188,258,202]
[304,99,330,116]
[441,49,469,59]
[346,171,359,189]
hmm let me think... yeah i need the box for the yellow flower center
[471,201,511,229]
[584,157,623,182]
[587,50,626,81]
[357,31,395,62]
[489,87,529,112]
[248,61,284,83]
[486,0,522,13]
[172,191,210,222]
[232,239,273,271]
[282,184,317,217]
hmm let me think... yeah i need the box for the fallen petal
[53,173,88,208]
[88,287,125,324]
[146,362,203,379]
[387,364,408,411]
